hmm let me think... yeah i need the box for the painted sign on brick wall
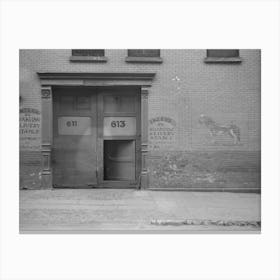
[198,114,241,146]
[149,116,176,150]
[20,108,40,150]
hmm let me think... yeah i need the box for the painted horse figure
[198,114,241,145]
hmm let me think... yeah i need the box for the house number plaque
[103,117,136,136]
[58,117,91,135]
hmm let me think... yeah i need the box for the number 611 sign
[104,117,136,136]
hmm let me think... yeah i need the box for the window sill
[125,56,163,63]
[204,57,242,63]
[70,56,108,62]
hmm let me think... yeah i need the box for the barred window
[127,49,160,57]
[207,49,239,58]
[72,49,105,57]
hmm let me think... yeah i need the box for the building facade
[19,49,261,191]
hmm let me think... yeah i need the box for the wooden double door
[52,87,141,188]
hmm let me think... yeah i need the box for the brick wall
[19,49,261,190]
[148,151,260,191]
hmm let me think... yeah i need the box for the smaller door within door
[104,140,135,180]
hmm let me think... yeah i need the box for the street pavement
[19,189,261,232]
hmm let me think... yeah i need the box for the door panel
[53,88,97,187]
[103,95,136,113]
[99,88,141,186]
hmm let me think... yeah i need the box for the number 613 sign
[111,120,126,128]
[104,117,136,136]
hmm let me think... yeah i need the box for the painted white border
[1,0,279,280]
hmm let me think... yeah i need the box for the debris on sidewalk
[151,219,261,227]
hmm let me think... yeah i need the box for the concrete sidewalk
[19,189,261,232]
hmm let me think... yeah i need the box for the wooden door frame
[38,72,155,189]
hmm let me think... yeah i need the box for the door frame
[38,72,155,189]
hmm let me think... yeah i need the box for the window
[126,49,162,63]
[207,49,239,58]
[70,49,107,62]
[72,49,105,57]
[128,49,160,57]
[204,49,242,63]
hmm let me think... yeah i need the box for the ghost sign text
[20,108,40,150]
[149,116,176,150]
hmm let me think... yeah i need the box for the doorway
[52,86,141,188]
[104,140,136,181]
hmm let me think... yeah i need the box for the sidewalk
[19,189,261,232]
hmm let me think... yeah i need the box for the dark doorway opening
[104,140,136,181]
